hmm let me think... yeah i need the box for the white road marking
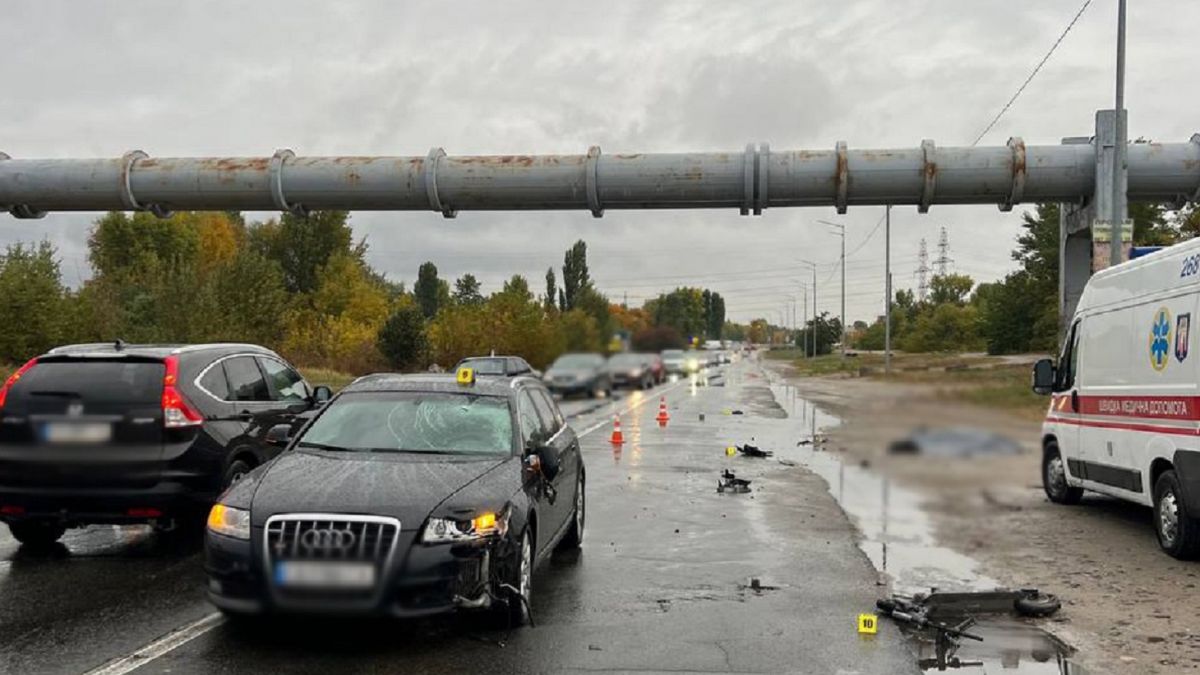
[576,380,689,439]
[82,612,224,675]
[77,376,697,674]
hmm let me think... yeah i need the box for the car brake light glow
[127,507,163,518]
[0,505,26,516]
[162,356,203,428]
[0,357,39,410]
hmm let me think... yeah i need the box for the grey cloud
[2,0,1197,323]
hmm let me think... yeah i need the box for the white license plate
[43,422,113,444]
[274,561,376,589]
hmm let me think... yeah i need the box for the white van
[1034,239,1200,559]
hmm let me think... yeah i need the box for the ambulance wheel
[1042,443,1082,505]
[1153,470,1200,560]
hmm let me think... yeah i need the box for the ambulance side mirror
[1032,359,1055,395]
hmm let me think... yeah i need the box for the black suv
[0,342,330,547]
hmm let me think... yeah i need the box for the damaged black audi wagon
[204,368,584,626]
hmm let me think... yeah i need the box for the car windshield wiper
[296,441,356,452]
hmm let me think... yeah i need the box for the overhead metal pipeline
[2,137,1198,219]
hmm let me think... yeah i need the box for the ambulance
[1034,239,1200,559]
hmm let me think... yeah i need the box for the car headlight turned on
[207,503,251,540]
[423,511,508,544]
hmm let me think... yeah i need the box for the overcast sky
[2,0,1197,325]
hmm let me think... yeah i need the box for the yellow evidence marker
[857,613,878,635]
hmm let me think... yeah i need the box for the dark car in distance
[603,353,656,390]
[205,370,584,626]
[0,342,330,547]
[542,353,610,398]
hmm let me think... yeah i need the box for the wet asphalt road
[0,359,916,674]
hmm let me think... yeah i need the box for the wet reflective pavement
[763,374,1091,674]
[0,359,1086,673]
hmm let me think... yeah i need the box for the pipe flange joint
[919,139,937,214]
[741,143,756,216]
[0,152,41,218]
[834,141,848,214]
[270,148,309,217]
[119,150,172,219]
[1000,137,1026,212]
[755,143,770,215]
[424,147,457,219]
[585,145,603,218]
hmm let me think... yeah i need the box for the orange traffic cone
[610,416,624,444]
[655,397,670,423]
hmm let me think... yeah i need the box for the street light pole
[820,220,847,359]
[885,205,892,374]
[1110,0,1128,267]
[800,260,817,357]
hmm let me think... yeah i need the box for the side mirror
[525,440,561,480]
[311,385,333,405]
[266,423,293,448]
[1031,358,1056,395]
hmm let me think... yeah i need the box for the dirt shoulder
[766,359,1200,675]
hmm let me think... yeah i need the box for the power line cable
[970,0,1093,146]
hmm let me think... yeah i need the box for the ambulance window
[1057,321,1081,391]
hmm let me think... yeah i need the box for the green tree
[500,275,532,302]
[928,274,974,306]
[544,267,558,313]
[795,312,842,356]
[560,240,590,311]
[453,274,484,306]
[0,242,70,362]
[378,301,429,371]
[248,211,362,295]
[211,249,290,346]
[415,262,441,319]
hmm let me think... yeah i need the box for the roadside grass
[779,351,1048,421]
[299,367,358,392]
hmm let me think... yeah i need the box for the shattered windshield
[298,392,514,456]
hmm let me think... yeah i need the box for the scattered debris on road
[797,435,829,447]
[736,443,773,458]
[876,588,1072,671]
[717,469,751,493]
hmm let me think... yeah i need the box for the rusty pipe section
[2,138,1198,219]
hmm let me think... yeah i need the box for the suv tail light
[0,358,39,411]
[162,356,203,428]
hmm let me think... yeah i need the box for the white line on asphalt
[82,612,224,675]
[576,380,689,439]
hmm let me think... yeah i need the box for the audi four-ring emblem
[299,528,357,552]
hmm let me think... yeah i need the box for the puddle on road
[749,379,1091,674]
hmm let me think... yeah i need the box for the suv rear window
[8,360,164,405]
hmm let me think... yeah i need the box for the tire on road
[1154,469,1200,560]
[492,529,533,628]
[8,520,66,549]
[1015,592,1061,617]
[1042,442,1083,505]
[558,474,584,550]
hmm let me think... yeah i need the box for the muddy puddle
[737,378,1093,673]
